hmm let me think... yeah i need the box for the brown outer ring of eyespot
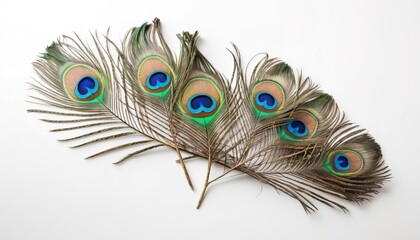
[181,79,221,118]
[283,110,318,140]
[251,81,284,113]
[63,64,102,102]
[138,57,173,93]
[329,150,364,174]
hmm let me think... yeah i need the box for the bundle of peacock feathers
[28,18,390,213]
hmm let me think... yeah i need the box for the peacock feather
[28,18,390,213]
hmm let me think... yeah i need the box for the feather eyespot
[138,56,174,95]
[251,80,285,115]
[325,150,364,176]
[62,64,104,102]
[180,78,221,119]
[280,110,318,141]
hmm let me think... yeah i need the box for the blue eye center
[146,71,170,90]
[255,92,278,110]
[191,95,213,109]
[75,76,99,99]
[286,119,308,137]
[258,93,275,106]
[334,154,350,171]
[187,94,217,115]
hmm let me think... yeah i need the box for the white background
[1,0,419,239]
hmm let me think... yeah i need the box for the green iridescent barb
[28,17,390,213]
